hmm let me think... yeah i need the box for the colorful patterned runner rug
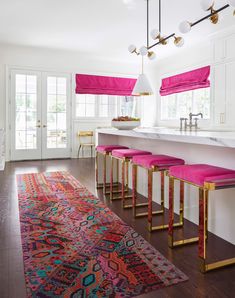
[17,171,188,297]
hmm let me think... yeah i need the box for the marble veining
[96,127,235,148]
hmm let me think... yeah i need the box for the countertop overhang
[96,127,235,148]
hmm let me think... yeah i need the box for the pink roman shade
[160,66,210,96]
[75,74,137,96]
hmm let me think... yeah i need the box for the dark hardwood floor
[0,158,234,298]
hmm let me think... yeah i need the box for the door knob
[36,124,41,128]
[43,124,47,128]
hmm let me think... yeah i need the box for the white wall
[0,43,157,159]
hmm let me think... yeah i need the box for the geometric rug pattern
[17,171,188,297]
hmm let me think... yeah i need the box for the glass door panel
[11,70,41,160]
[42,73,70,159]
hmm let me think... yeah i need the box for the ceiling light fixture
[128,0,234,61]
[128,0,184,61]
[179,1,233,34]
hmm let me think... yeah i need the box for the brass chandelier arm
[148,33,175,50]
[191,4,230,27]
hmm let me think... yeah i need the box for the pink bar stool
[110,149,152,207]
[168,164,235,273]
[132,154,185,232]
[96,145,128,194]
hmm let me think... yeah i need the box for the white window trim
[158,89,211,128]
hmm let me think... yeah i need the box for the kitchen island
[96,127,235,245]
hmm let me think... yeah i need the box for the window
[161,88,210,120]
[75,95,138,118]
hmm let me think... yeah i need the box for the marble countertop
[96,127,235,148]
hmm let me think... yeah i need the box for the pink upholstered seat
[169,164,235,187]
[96,145,128,153]
[112,149,152,159]
[132,154,185,169]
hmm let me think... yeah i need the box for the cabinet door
[225,34,235,61]
[213,38,226,63]
[226,62,235,127]
[213,64,226,126]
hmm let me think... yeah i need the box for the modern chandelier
[128,0,235,61]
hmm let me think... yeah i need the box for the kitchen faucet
[180,113,203,131]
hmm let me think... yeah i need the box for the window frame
[75,94,140,120]
[158,87,211,127]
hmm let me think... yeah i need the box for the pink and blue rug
[17,171,188,297]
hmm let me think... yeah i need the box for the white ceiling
[0,0,234,61]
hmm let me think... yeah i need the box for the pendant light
[132,57,153,96]
[132,0,153,96]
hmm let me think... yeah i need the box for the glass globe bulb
[228,0,235,7]
[139,46,148,56]
[179,21,191,34]
[150,29,160,40]
[148,51,156,60]
[174,36,184,47]
[200,0,214,11]
[128,44,136,53]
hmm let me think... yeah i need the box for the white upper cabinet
[226,61,235,126]
[212,64,226,126]
[213,33,235,63]
[211,30,235,127]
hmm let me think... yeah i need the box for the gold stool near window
[77,131,95,158]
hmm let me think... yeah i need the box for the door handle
[36,124,41,128]
[43,125,47,128]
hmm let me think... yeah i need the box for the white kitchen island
[96,127,235,245]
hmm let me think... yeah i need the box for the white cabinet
[213,34,235,63]
[226,61,235,126]
[212,64,226,126]
[225,34,235,61]
[212,31,235,127]
[0,129,5,170]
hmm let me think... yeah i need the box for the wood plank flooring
[0,158,234,298]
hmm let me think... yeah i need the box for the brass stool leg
[121,160,126,207]
[199,188,235,273]
[179,180,184,225]
[95,151,99,188]
[110,156,114,200]
[132,164,138,217]
[103,154,107,194]
[168,177,175,247]
[168,178,198,247]
[123,161,146,209]
[199,188,207,273]
[148,169,153,230]
[160,171,165,212]
[96,151,104,189]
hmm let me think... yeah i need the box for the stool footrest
[113,195,132,200]
[200,257,235,273]
[135,210,164,218]
[149,222,183,232]
[105,189,128,195]
[169,236,199,248]
[97,182,119,189]
[123,202,149,209]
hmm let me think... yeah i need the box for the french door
[10,70,71,160]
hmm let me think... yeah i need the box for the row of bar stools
[168,164,235,273]
[110,149,152,207]
[95,145,128,194]
[132,154,185,231]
